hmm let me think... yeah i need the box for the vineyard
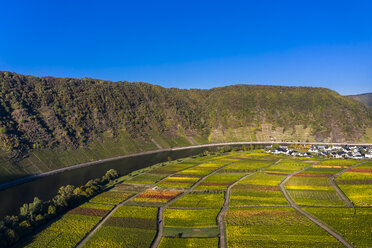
[18,151,372,248]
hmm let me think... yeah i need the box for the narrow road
[217,173,252,248]
[76,161,205,248]
[217,159,282,248]
[151,158,248,248]
[279,165,354,248]
[329,161,368,208]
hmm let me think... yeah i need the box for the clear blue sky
[1,0,371,95]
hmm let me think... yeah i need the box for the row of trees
[0,169,119,247]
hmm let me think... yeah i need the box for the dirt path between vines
[329,161,368,208]
[279,165,354,248]
[217,159,282,248]
[151,158,249,248]
[76,161,204,248]
[217,173,252,248]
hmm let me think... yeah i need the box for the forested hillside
[347,93,372,108]
[0,72,371,182]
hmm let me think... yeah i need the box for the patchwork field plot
[20,151,372,248]
[264,160,310,175]
[163,226,219,238]
[304,207,372,248]
[285,162,352,206]
[89,191,133,205]
[159,237,219,248]
[83,206,158,248]
[286,188,344,206]
[336,161,372,206]
[230,172,289,206]
[320,159,361,166]
[157,175,201,188]
[221,159,275,173]
[112,182,150,192]
[164,208,220,227]
[128,189,182,206]
[225,207,341,248]
[235,152,275,160]
[196,174,245,189]
[125,173,168,184]
[150,163,197,175]
[169,191,225,208]
[24,202,112,248]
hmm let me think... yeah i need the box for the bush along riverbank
[0,169,119,247]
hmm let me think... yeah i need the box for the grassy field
[304,207,372,248]
[225,207,341,247]
[284,162,351,206]
[83,206,158,247]
[159,237,219,248]
[221,159,275,173]
[163,226,219,238]
[17,150,372,248]
[264,160,310,175]
[22,203,113,248]
[230,172,289,206]
[196,174,245,189]
[164,208,220,227]
[336,161,372,206]
[169,192,225,208]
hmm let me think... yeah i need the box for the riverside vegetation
[1,72,372,183]
[0,169,120,247]
[3,146,371,248]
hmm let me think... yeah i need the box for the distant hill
[0,71,371,182]
[347,93,372,108]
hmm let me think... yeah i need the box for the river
[0,146,217,219]
[2,141,370,219]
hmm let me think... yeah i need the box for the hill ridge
[0,71,371,181]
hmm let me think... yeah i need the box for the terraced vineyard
[18,151,372,248]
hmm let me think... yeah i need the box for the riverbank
[1,141,372,191]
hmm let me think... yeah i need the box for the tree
[35,214,44,223]
[73,187,83,197]
[19,204,30,217]
[85,179,96,187]
[18,220,31,233]
[105,169,118,180]
[20,197,43,221]
[47,205,56,216]
[53,194,67,208]
[58,185,75,197]
[85,187,94,196]
[220,146,231,153]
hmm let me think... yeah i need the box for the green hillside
[347,93,372,108]
[0,71,371,182]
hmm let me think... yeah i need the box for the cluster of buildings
[266,145,372,159]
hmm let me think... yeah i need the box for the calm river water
[0,146,217,218]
